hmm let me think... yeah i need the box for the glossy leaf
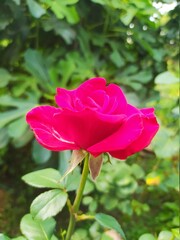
[95,213,126,240]
[22,168,63,189]
[30,189,68,220]
[20,214,56,240]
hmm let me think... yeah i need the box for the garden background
[0,0,179,239]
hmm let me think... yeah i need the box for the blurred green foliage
[0,0,179,239]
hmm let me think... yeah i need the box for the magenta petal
[140,107,155,117]
[88,114,143,155]
[33,129,78,151]
[26,106,79,151]
[108,150,130,160]
[128,114,159,152]
[55,77,106,111]
[53,109,126,150]
[109,111,159,159]
[26,106,60,130]
[77,77,106,97]
[126,104,140,116]
[55,88,77,110]
[106,83,127,114]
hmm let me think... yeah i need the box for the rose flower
[26,77,159,160]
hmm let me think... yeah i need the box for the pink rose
[26,77,159,159]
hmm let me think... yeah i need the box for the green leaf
[139,234,156,240]
[42,18,76,45]
[0,95,36,128]
[24,49,51,90]
[58,56,76,87]
[152,128,179,159]
[0,95,36,108]
[120,7,138,25]
[171,228,180,238]
[7,117,27,138]
[155,71,179,84]
[101,233,113,240]
[0,128,9,148]
[27,0,46,18]
[83,179,94,195]
[131,164,145,179]
[32,140,52,164]
[65,167,81,192]
[95,213,126,240]
[130,70,153,83]
[0,108,28,128]
[20,214,56,240]
[58,150,72,176]
[158,231,173,240]
[22,168,63,189]
[0,234,10,240]
[63,6,79,24]
[71,229,88,240]
[110,50,125,68]
[12,128,33,148]
[30,189,68,220]
[49,0,80,24]
[0,68,12,88]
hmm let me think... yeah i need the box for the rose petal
[140,107,155,117]
[55,77,106,111]
[26,106,79,151]
[129,114,159,151]
[126,104,140,116]
[26,106,60,130]
[76,77,106,99]
[109,112,159,159]
[106,83,127,114]
[55,88,77,110]
[88,114,143,155]
[53,109,126,150]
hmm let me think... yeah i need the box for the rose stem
[65,153,89,240]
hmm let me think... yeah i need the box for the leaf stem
[65,154,89,240]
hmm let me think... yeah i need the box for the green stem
[65,154,89,240]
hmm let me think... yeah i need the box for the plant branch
[65,154,89,240]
